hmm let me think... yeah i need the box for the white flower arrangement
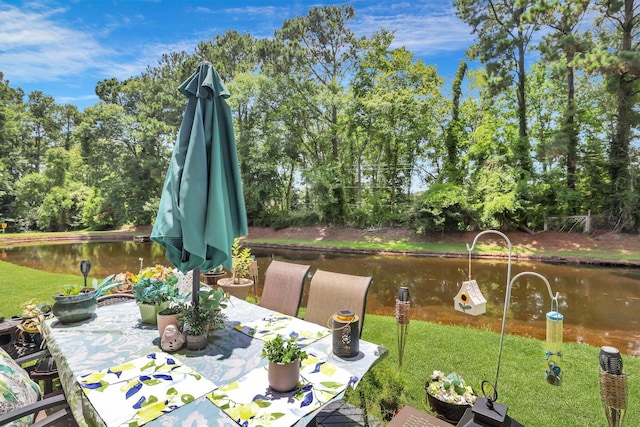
[427,370,477,405]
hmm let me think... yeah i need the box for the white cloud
[351,1,474,56]
[0,4,112,83]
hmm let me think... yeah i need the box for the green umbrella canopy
[151,62,248,274]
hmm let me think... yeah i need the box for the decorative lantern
[599,346,627,427]
[331,310,359,358]
[396,286,410,367]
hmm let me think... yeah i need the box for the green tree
[60,104,81,150]
[25,91,62,172]
[537,0,590,197]
[455,0,542,175]
[13,172,49,230]
[261,5,362,222]
[444,61,468,184]
[583,0,640,230]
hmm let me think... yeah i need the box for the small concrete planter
[267,360,300,392]
[186,334,208,351]
[157,310,180,338]
[215,278,253,300]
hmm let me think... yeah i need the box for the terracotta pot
[216,278,253,300]
[186,334,208,351]
[268,360,300,392]
[157,311,180,338]
[202,271,227,287]
[52,288,97,324]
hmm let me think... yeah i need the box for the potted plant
[357,362,407,421]
[179,288,228,350]
[216,238,256,299]
[52,284,97,324]
[202,265,227,287]
[92,274,122,297]
[425,370,477,423]
[261,335,308,392]
[157,302,182,338]
[132,272,179,325]
[16,299,53,353]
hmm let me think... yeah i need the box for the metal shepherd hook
[466,230,512,402]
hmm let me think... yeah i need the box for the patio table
[42,296,385,427]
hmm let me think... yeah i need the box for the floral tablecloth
[79,352,216,427]
[209,355,355,427]
[42,295,385,427]
[234,313,331,346]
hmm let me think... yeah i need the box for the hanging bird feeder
[545,299,564,386]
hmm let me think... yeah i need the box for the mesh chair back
[304,269,372,337]
[97,293,135,307]
[259,260,311,317]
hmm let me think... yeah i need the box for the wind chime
[396,286,410,367]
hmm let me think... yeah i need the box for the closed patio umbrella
[151,61,248,303]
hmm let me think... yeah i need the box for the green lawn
[352,315,639,425]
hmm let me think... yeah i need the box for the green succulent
[132,275,179,305]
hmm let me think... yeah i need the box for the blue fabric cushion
[0,347,41,426]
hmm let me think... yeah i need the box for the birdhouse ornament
[454,280,487,316]
[454,251,487,316]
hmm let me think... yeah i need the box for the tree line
[1,1,639,234]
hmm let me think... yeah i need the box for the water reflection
[3,241,639,356]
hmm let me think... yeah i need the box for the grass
[351,315,639,426]
[0,260,85,316]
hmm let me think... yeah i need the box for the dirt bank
[245,226,640,267]
[2,225,639,267]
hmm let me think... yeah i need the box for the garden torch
[80,259,91,288]
[396,286,410,367]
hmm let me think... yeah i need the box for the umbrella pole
[192,267,200,307]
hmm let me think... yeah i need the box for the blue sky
[0,1,475,110]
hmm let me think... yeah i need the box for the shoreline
[245,240,640,268]
[1,226,639,268]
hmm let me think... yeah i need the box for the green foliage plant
[58,284,85,296]
[92,274,122,297]
[229,238,253,283]
[261,335,308,364]
[131,275,178,305]
[178,288,228,336]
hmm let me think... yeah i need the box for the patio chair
[12,322,59,397]
[0,347,75,427]
[304,269,372,337]
[97,293,135,307]
[259,260,311,317]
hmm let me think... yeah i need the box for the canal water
[2,241,639,356]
